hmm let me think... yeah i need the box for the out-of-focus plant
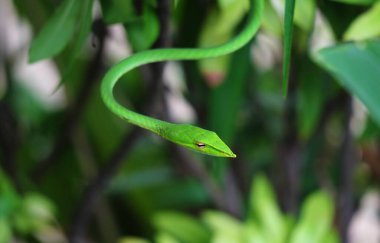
[0,170,63,242]
[120,174,340,243]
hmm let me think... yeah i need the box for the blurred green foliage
[121,175,338,243]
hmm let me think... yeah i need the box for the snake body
[101,0,263,157]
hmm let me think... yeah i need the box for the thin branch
[68,1,173,241]
[68,127,143,243]
[338,95,357,243]
[0,101,21,191]
[171,145,229,212]
[31,19,108,182]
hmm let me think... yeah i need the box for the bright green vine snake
[101,0,263,158]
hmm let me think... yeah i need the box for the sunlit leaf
[198,0,249,86]
[344,2,380,41]
[289,191,334,243]
[294,0,316,32]
[155,232,181,243]
[153,211,211,243]
[315,40,380,126]
[118,237,150,243]
[202,211,244,243]
[249,174,286,243]
[0,218,12,243]
[29,0,81,63]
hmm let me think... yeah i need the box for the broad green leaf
[153,211,211,243]
[29,0,81,63]
[118,237,150,243]
[315,40,380,127]
[208,45,251,178]
[100,0,138,24]
[243,221,267,243]
[289,191,334,243]
[155,232,181,243]
[343,2,380,41]
[71,0,94,56]
[297,61,333,140]
[261,0,283,37]
[282,0,296,96]
[202,211,244,243]
[0,218,12,243]
[294,0,316,32]
[198,0,249,86]
[249,174,286,243]
[324,230,340,243]
[126,6,160,51]
[13,193,55,234]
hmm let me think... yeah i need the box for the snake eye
[196,142,206,149]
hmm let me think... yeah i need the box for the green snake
[101,0,263,158]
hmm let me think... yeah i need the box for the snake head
[162,124,236,158]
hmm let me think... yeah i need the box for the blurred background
[0,0,380,242]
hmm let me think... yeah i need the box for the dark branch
[68,127,143,243]
[68,1,173,241]
[338,95,357,243]
[31,19,108,182]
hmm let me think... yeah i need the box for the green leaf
[71,0,94,56]
[153,211,211,243]
[249,174,286,243]
[155,232,181,243]
[315,40,380,127]
[118,237,150,243]
[294,0,316,32]
[289,191,334,243]
[243,221,267,243]
[29,0,81,63]
[282,0,296,96]
[297,61,333,140]
[0,218,12,243]
[126,6,160,51]
[343,2,380,41]
[202,211,244,243]
[261,0,283,37]
[100,0,138,24]
[198,0,249,86]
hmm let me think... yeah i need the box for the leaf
[202,211,244,243]
[293,0,316,32]
[118,237,150,243]
[198,0,249,86]
[71,0,94,57]
[0,218,12,243]
[343,2,380,41]
[289,191,334,243]
[29,0,81,63]
[297,61,335,140]
[153,211,211,243]
[249,174,286,243]
[315,40,380,127]
[125,6,160,51]
[100,0,138,24]
[282,0,296,96]
[155,232,181,243]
